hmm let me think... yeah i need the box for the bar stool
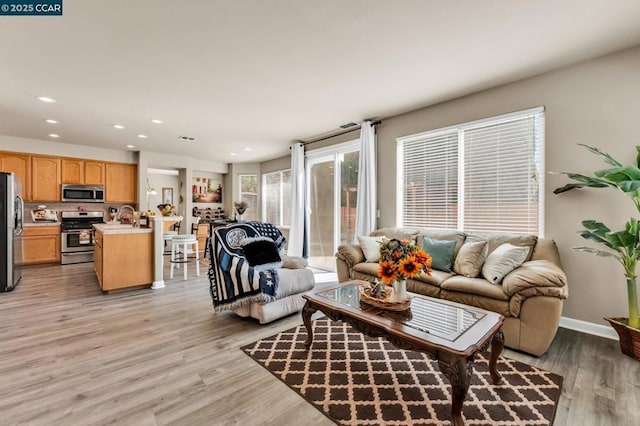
[170,234,200,280]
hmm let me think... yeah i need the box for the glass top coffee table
[302,280,505,426]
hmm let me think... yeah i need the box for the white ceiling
[1,0,640,163]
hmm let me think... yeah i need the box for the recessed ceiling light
[137,134,148,139]
[150,119,163,124]
[230,152,237,156]
[37,96,56,103]
[48,133,60,138]
[45,119,58,124]
[112,124,125,129]
[244,148,252,151]
[126,144,136,149]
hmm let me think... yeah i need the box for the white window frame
[238,173,259,221]
[396,107,545,236]
[262,169,291,228]
[305,139,360,252]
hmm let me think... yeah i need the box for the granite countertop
[24,222,60,227]
[93,223,153,235]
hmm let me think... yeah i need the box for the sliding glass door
[306,141,359,271]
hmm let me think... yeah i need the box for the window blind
[398,107,544,235]
[400,131,458,229]
[462,113,543,234]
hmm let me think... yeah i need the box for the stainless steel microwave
[61,184,105,203]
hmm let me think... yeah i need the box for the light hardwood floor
[0,262,638,425]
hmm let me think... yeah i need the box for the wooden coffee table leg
[489,329,504,384]
[438,357,472,426]
[302,301,316,349]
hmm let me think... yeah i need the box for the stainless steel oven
[60,211,104,265]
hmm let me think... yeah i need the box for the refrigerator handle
[16,195,24,236]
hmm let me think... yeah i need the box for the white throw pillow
[482,243,530,284]
[358,235,386,263]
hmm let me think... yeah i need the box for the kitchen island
[93,216,185,292]
[93,223,153,292]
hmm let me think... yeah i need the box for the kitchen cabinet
[61,159,84,184]
[106,163,137,203]
[94,227,153,292]
[84,161,105,185]
[62,159,106,185]
[0,152,31,200]
[21,226,60,265]
[31,156,61,201]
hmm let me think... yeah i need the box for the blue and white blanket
[208,222,286,312]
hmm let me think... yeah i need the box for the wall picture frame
[162,187,173,205]
[192,177,223,203]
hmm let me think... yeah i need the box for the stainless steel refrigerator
[1,172,23,292]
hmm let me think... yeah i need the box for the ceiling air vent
[177,135,197,142]
[339,122,359,129]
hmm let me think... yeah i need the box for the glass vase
[390,279,407,302]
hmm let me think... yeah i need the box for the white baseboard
[559,316,619,340]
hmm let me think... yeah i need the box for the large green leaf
[578,144,623,167]
[607,230,637,251]
[595,166,640,183]
[553,173,612,194]
[579,230,616,250]
[636,145,640,169]
[573,246,620,259]
[617,180,640,194]
[582,220,611,233]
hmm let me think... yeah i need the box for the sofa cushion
[466,232,538,260]
[274,268,316,299]
[418,229,466,258]
[414,269,454,287]
[407,277,441,298]
[353,262,381,278]
[357,235,386,262]
[421,236,456,272]
[453,240,488,277]
[241,237,283,271]
[370,228,420,243]
[502,260,568,296]
[281,255,308,269]
[440,276,510,301]
[481,243,529,284]
[440,289,511,317]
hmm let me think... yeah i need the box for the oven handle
[62,252,94,256]
[62,230,95,234]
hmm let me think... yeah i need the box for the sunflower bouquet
[377,239,432,284]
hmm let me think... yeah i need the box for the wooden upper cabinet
[84,161,105,185]
[62,159,105,185]
[31,156,61,202]
[61,159,84,184]
[0,152,31,200]
[106,163,137,203]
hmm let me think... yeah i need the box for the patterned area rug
[242,318,562,426]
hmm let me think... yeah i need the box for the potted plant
[554,144,640,360]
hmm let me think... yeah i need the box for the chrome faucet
[119,205,136,226]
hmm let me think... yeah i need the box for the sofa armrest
[502,260,568,297]
[336,244,366,267]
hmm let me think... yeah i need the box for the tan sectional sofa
[335,228,568,356]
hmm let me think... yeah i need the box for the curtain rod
[297,120,381,146]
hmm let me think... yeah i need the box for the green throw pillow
[422,236,457,272]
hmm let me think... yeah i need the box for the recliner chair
[208,222,315,324]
